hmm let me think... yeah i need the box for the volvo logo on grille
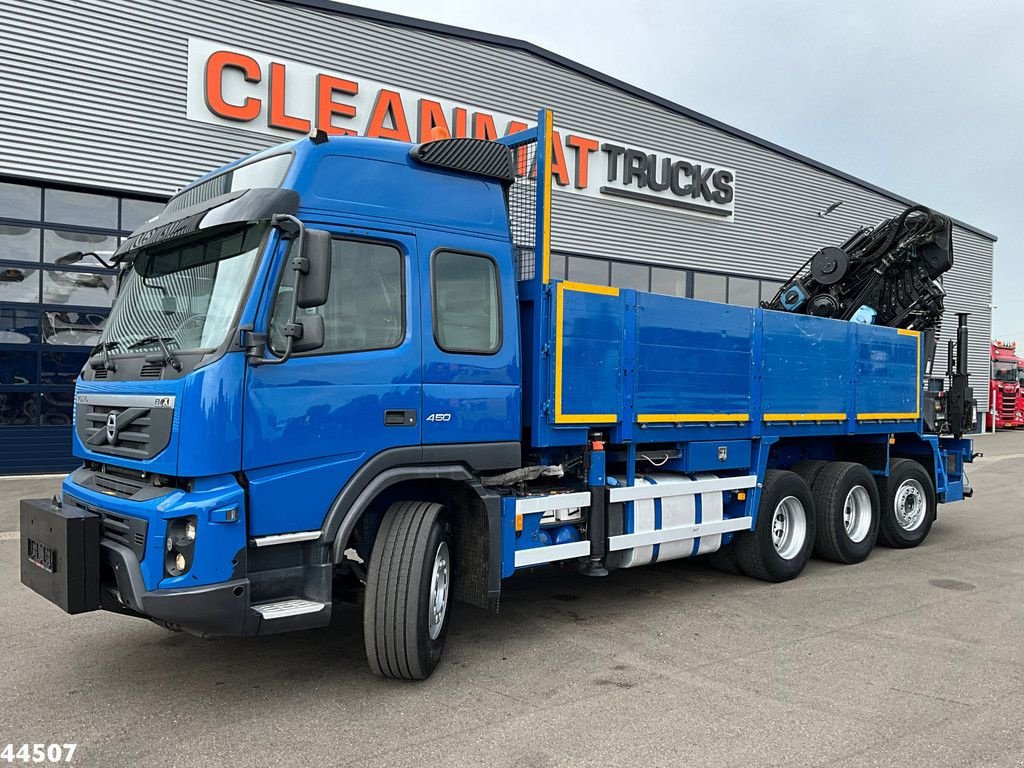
[105,412,119,444]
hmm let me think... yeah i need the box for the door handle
[384,409,417,427]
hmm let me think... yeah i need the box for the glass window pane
[40,390,74,426]
[42,310,106,347]
[651,267,688,297]
[729,277,760,307]
[42,269,115,307]
[567,255,608,285]
[761,280,784,304]
[611,261,649,291]
[0,225,40,262]
[43,229,118,266]
[44,189,118,229]
[693,272,727,303]
[549,253,566,281]
[0,391,37,425]
[272,240,405,355]
[0,181,42,221]
[434,251,500,354]
[0,266,39,303]
[121,198,165,232]
[41,350,88,385]
[0,307,38,343]
[0,350,36,385]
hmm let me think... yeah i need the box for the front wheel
[363,501,452,680]
[735,470,816,582]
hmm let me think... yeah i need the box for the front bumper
[20,497,258,636]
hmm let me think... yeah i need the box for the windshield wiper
[89,341,119,372]
[127,336,182,371]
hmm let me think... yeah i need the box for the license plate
[26,538,57,573]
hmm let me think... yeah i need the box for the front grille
[74,395,174,461]
[82,404,152,458]
[139,363,164,379]
[92,471,146,498]
[64,494,148,561]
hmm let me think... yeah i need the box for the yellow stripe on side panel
[857,329,921,421]
[540,110,553,285]
[553,281,619,424]
[638,414,750,424]
[763,413,847,422]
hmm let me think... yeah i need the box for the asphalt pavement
[1,433,1022,767]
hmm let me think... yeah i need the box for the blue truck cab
[20,112,975,680]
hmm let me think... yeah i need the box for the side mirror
[296,230,331,309]
[56,251,85,266]
[291,313,325,353]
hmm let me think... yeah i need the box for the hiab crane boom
[20,110,977,680]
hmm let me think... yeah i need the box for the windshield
[99,223,267,355]
[993,361,1016,382]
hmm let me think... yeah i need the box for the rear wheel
[811,462,879,563]
[877,458,936,548]
[735,470,815,582]
[363,501,452,680]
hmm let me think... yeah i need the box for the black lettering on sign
[600,143,625,182]
[646,155,672,192]
[624,149,648,187]
[670,160,693,196]
[712,170,734,204]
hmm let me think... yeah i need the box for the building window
[693,272,728,303]
[728,276,760,307]
[44,189,118,230]
[0,182,41,221]
[567,255,609,285]
[433,250,501,354]
[651,267,689,297]
[611,261,649,291]
[0,178,166,447]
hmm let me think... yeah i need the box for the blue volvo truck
[20,110,976,679]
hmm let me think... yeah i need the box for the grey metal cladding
[0,0,994,409]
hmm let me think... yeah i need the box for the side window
[432,250,501,355]
[271,238,404,355]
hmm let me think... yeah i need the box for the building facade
[0,0,995,473]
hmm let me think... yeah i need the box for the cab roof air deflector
[410,138,516,183]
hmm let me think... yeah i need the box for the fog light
[164,515,198,578]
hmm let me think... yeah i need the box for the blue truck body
[20,111,974,678]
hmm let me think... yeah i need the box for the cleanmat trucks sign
[186,38,736,219]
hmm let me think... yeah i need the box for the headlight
[164,516,197,577]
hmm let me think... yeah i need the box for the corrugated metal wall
[0,0,994,409]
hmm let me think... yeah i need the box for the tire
[810,462,880,564]
[876,458,936,548]
[363,501,452,680]
[793,460,829,489]
[735,470,815,582]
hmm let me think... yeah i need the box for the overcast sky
[344,0,1022,342]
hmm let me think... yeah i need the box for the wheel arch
[320,442,519,611]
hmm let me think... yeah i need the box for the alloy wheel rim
[428,541,450,640]
[843,485,872,542]
[771,495,807,560]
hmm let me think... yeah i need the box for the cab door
[242,227,421,537]
[418,230,520,447]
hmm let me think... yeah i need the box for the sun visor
[114,187,300,259]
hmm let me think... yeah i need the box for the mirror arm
[250,215,307,367]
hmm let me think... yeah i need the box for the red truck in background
[987,341,1024,429]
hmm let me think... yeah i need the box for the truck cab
[26,135,523,642]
